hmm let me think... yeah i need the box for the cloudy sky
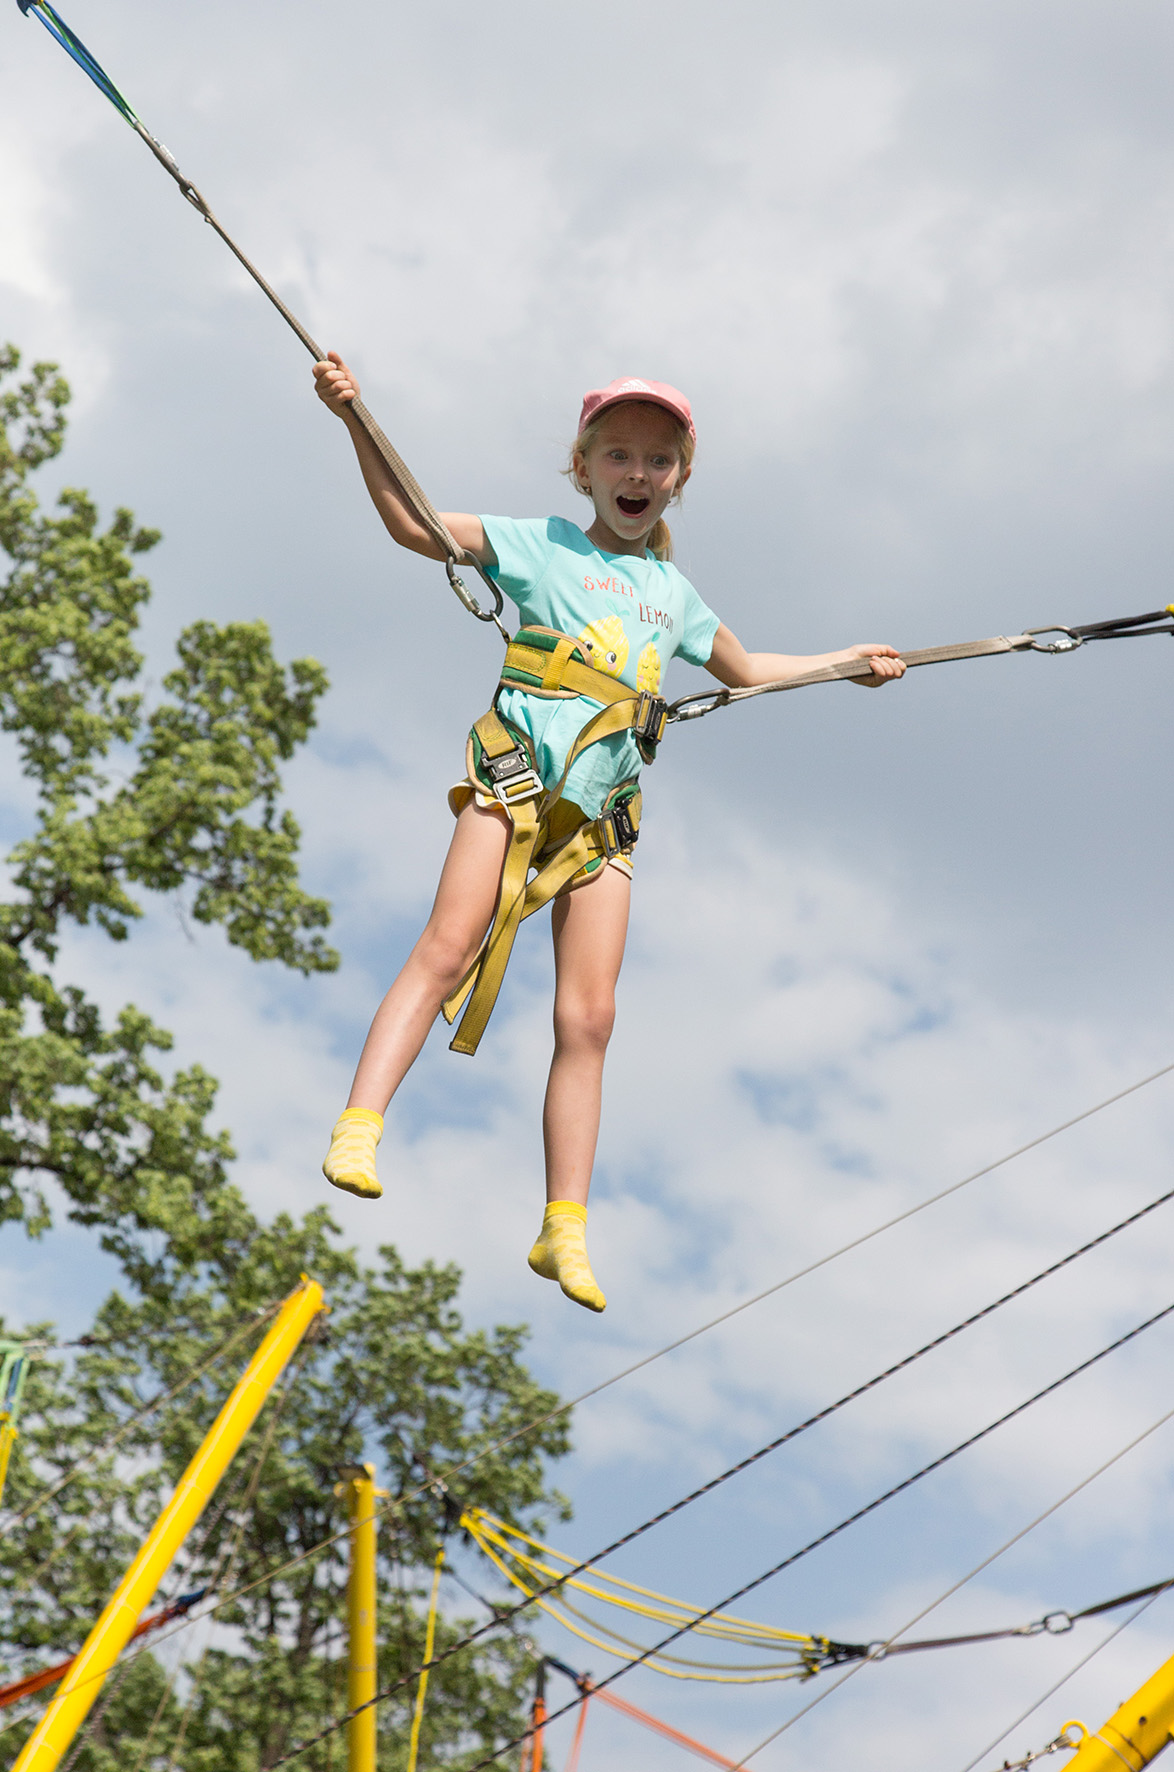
[5,1,1174,1767]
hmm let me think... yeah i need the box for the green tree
[0,1210,568,1770]
[0,346,570,1769]
[0,344,336,1278]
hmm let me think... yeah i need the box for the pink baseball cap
[578,377,696,442]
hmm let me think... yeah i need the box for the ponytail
[647,516,673,561]
[564,403,695,562]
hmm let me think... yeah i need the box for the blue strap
[17,0,142,127]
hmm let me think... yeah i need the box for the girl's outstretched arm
[706,623,906,689]
[312,352,493,565]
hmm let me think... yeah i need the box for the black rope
[1073,1574,1174,1621]
[451,1295,1174,1772]
[261,1181,1174,1769]
[842,1573,1174,1663]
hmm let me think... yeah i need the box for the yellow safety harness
[442,625,668,1056]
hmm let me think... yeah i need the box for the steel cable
[955,1595,1164,1772]
[7,1067,1170,1742]
[729,1407,1174,1766]
[262,1234,1174,1766]
[0,1300,283,1540]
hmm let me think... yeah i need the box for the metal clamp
[1025,625,1084,654]
[632,690,668,745]
[483,745,544,806]
[599,796,639,858]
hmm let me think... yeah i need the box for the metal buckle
[483,746,543,806]
[632,690,668,744]
[599,796,639,858]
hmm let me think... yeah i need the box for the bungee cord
[0,1299,283,1541]
[955,1595,1165,1772]
[14,0,510,642]
[155,1345,310,1772]
[508,1378,1174,1772]
[261,1239,1174,1766]
[202,1056,1174,1624]
[2,1065,1169,1745]
[16,1,1174,726]
[456,1507,1174,1687]
[728,1404,1174,1768]
[41,1149,1165,1732]
[26,1052,1162,1734]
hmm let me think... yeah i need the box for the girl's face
[574,403,690,555]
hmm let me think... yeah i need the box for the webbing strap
[668,634,1035,721]
[502,640,639,708]
[442,807,636,1042]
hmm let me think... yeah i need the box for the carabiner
[1025,625,1084,654]
[445,557,511,643]
[666,687,732,723]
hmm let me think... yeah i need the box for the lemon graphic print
[577,615,629,677]
[636,641,662,693]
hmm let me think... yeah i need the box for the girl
[313,359,905,1313]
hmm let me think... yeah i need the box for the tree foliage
[0,347,571,1769]
[0,344,336,1251]
[0,1212,569,1769]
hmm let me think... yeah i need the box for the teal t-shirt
[480,515,721,818]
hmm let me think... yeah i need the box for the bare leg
[542,864,631,1206]
[346,801,510,1112]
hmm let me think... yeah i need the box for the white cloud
[5,3,1174,1764]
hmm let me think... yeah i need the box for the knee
[554,992,616,1054]
[414,922,478,991]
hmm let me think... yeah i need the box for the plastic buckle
[599,796,639,859]
[483,746,543,806]
[633,691,668,745]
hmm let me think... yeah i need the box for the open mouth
[616,496,650,516]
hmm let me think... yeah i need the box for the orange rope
[586,1681,740,1769]
[562,1693,590,1772]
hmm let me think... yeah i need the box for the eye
[605,651,618,666]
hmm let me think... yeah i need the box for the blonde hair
[564,402,696,562]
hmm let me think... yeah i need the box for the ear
[674,462,692,498]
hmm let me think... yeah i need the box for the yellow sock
[527,1202,606,1313]
[322,1108,384,1199]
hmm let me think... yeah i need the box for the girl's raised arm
[313,353,493,565]
[706,622,906,689]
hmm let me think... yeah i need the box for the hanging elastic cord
[16,0,509,643]
[405,1545,445,1772]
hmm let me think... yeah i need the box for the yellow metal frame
[1060,1650,1174,1768]
[13,1276,325,1772]
[336,1463,386,1772]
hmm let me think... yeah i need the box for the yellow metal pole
[13,1276,324,1772]
[1061,1651,1174,1769]
[406,1545,445,1772]
[337,1463,380,1772]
